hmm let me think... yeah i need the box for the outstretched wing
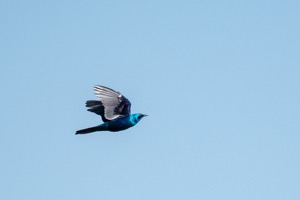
[85,100,108,122]
[89,85,131,121]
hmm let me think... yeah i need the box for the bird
[76,85,147,134]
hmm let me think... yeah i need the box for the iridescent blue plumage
[76,86,147,134]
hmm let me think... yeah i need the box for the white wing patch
[93,85,123,120]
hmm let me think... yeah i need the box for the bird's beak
[142,114,148,117]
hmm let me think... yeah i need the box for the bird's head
[131,113,148,124]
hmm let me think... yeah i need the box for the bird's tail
[75,125,107,135]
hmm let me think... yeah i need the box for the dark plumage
[76,85,147,134]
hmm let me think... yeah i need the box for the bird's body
[76,86,147,134]
[76,114,143,134]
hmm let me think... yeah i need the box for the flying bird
[76,85,147,134]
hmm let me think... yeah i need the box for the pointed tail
[75,125,106,135]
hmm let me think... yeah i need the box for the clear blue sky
[1,0,300,199]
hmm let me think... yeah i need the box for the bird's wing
[93,85,131,120]
[85,100,108,122]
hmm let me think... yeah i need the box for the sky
[1,0,300,199]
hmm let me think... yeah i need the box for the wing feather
[93,85,131,120]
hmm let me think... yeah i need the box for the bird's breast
[107,116,135,132]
